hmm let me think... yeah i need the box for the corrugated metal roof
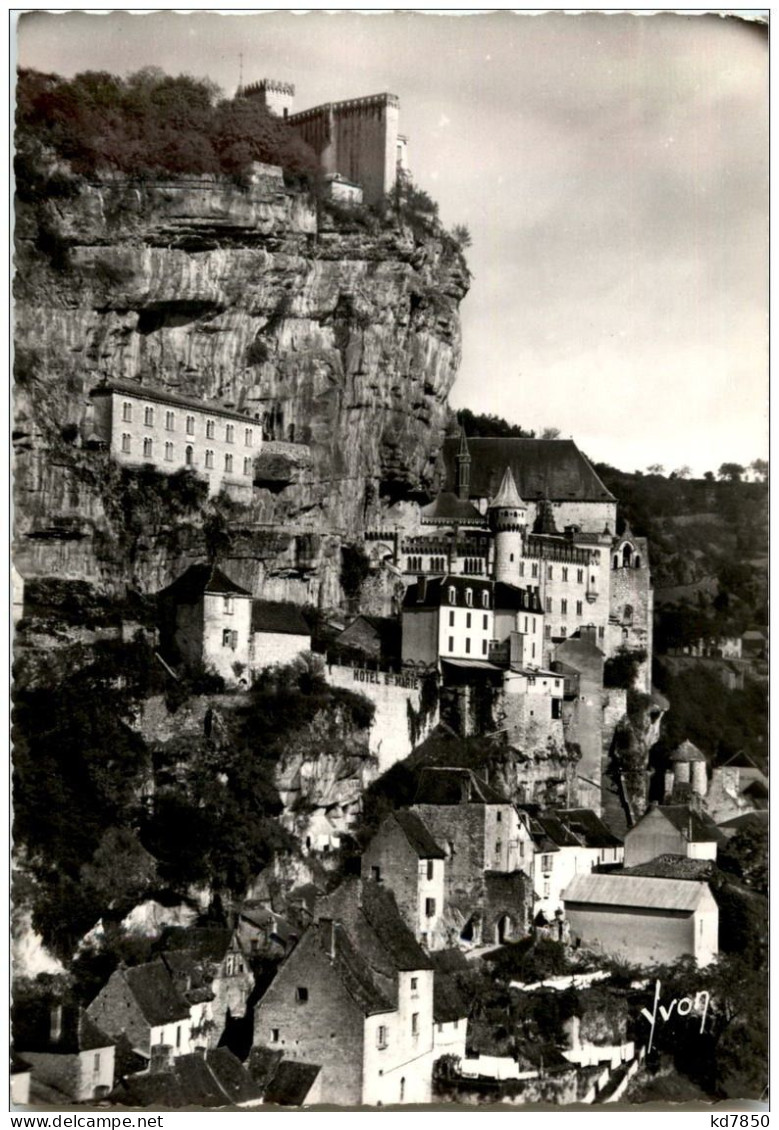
[562,873,709,912]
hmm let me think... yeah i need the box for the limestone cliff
[13,172,469,606]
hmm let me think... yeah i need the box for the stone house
[160,564,253,686]
[159,927,254,1047]
[563,873,719,967]
[253,879,437,1105]
[623,804,724,869]
[87,959,212,1062]
[361,810,447,950]
[252,601,311,671]
[83,379,258,499]
[13,1001,116,1103]
[411,767,534,945]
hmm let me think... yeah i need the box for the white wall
[252,631,310,672]
[203,592,252,684]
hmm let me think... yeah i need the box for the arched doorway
[496,914,513,944]
[460,915,481,945]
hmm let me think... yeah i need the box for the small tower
[666,739,708,801]
[489,466,526,584]
[455,425,471,501]
[241,78,296,119]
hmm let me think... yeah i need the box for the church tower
[455,426,471,501]
[489,466,526,584]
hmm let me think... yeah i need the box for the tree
[540,426,561,440]
[718,821,768,893]
[749,458,768,482]
[646,463,665,475]
[450,224,471,249]
[718,462,745,482]
[704,470,715,482]
[674,465,692,479]
[80,828,158,911]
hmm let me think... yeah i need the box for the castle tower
[668,740,708,800]
[455,426,471,501]
[241,79,296,119]
[489,466,526,584]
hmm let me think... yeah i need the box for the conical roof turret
[489,466,526,510]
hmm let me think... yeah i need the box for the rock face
[14,173,469,606]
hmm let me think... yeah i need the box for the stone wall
[361,819,446,948]
[608,563,653,691]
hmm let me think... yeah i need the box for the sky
[15,10,768,476]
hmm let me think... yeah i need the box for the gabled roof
[161,563,251,603]
[391,810,446,859]
[252,600,310,636]
[90,378,254,425]
[489,466,526,509]
[116,1049,263,1109]
[563,873,711,912]
[122,961,192,1026]
[313,921,394,1017]
[357,881,435,973]
[443,437,615,503]
[718,810,769,832]
[621,854,716,881]
[263,1061,321,1107]
[534,812,582,848]
[247,1046,285,1091]
[420,492,486,526]
[557,809,623,849]
[637,805,725,845]
[414,766,509,806]
[160,926,236,963]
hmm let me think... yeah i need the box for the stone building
[12,1001,115,1103]
[252,601,312,671]
[242,80,408,207]
[663,739,709,803]
[160,564,253,687]
[83,379,259,499]
[159,927,254,1049]
[623,804,724,869]
[524,807,623,922]
[563,873,719,967]
[361,811,447,950]
[253,879,438,1105]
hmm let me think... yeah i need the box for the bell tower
[455,425,471,501]
[489,466,526,584]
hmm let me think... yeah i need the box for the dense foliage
[458,407,535,438]
[15,67,319,194]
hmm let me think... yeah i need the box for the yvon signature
[640,979,710,1052]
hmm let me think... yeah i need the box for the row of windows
[448,611,490,630]
[407,555,448,572]
[121,435,252,475]
[122,401,254,445]
[542,624,606,641]
[377,1012,420,1050]
[448,586,489,608]
[448,637,488,656]
[513,561,587,583]
[545,598,584,616]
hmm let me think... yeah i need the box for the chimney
[49,1003,63,1045]
[150,1044,174,1074]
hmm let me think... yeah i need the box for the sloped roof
[252,601,310,636]
[161,926,235,962]
[403,575,492,609]
[174,1052,233,1106]
[647,805,725,845]
[494,582,543,613]
[263,1061,321,1107]
[557,809,623,849]
[414,766,509,806]
[718,810,769,832]
[670,740,707,764]
[313,921,394,1016]
[563,873,711,912]
[161,563,251,603]
[115,1070,189,1108]
[434,973,470,1024]
[359,881,435,972]
[247,1046,285,1091]
[534,812,582,848]
[420,492,485,526]
[443,437,615,503]
[123,961,192,1026]
[392,810,446,859]
[622,855,716,881]
[90,378,253,425]
[489,466,526,509]
[206,1047,264,1106]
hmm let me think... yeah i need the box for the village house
[86,959,213,1063]
[82,379,259,499]
[562,873,719,967]
[411,767,534,946]
[160,564,253,686]
[402,575,494,668]
[253,879,438,1105]
[331,614,401,667]
[12,1000,116,1103]
[361,810,447,950]
[159,927,254,1048]
[523,808,623,922]
[623,804,724,869]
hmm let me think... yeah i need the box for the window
[598,626,605,640]
[561,599,568,615]
[524,616,528,633]
[481,591,489,608]
[466,612,471,629]
[546,597,552,613]
[225,954,235,976]
[411,1013,419,1037]
[449,610,455,627]
[532,643,536,658]
[244,457,252,476]
[543,881,551,898]
[448,637,454,652]
[576,601,583,616]
[495,840,502,856]
[245,427,253,447]
[271,1029,280,1044]
[226,424,235,444]
[547,565,553,580]
[186,415,195,435]
[93,1053,101,1074]
[577,568,584,583]
[448,586,456,605]
[371,865,381,882]
[205,449,214,469]
[561,626,567,638]
[143,437,153,458]
[426,860,434,880]
[296,987,309,1003]
[400,1077,406,1101]
[377,1025,388,1050]
[496,811,502,823]
[121,433,131,453]
[519,562,525,577]
[225,453,234,473]
[447,841,455,858]
[465,588,473,607]
[222,629,238,649]
[165,411,175,431]
[411,976,418,992]
[165,442,173,461]
[224,596,234,615]
[483,614,488,629]
[122,401,132,422]
[185,444,194,466]
[206,419,215,439]
[144,406,154,426]
[176,1025,181,1048]
[532,563,538,578]
[552,698,562,719]
[425,898,436,918]
[541,854,553,872]
[562,567,568,581]
[545,625,551,639]
[482,640,487,655]
[465,638,471,654]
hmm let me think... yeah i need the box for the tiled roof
[392,810,446,859]
[718,810,769,832]
[205,1047,264,1106]
[123,961,192,1026]
[563,873,711,912]
[442,437,616,502]
[621,855,716,881]
[557,808,623,849]
[117,1049,262,1108]
[247,1046,285,1091]
[403,575,492,609]
[414,766,509,806]
[534,812,582,848]
[420,492,486,526]
[251,600,310,636]
[494,582,543,613]
[160,926,235,963]
[161,563,251,603]
[359,881,435,972]
[670,740,707,764]
[175,1052,233,1106]
[90,378,255,425]
[314,921,394,1017]
[649,805,725,845]
[263,1061,321,1107]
